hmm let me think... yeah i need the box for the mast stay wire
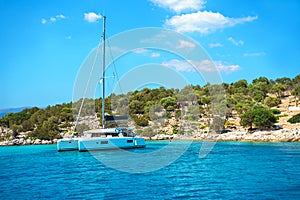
[106,35,124,95]
[74,33,103,131]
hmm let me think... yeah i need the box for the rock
[19,138,24,144]
[34,139,41,144]
[12,139,20,145]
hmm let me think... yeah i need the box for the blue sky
[1,0,299,109]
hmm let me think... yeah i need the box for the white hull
[57,139,79,151]
[57,136,145,152]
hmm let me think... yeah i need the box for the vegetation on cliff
[1,75,300,141]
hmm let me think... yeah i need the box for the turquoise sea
[0,141,300,199]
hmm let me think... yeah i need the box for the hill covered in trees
[1,74,300,142]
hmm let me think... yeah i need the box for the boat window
[101,141,108,144]
[110,132,119,137]
[127,140,133,143]
[92,133,104,137]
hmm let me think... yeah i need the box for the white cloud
[84,12,102,23]
[166,11,258,34]
[132,48,148,54]
[50,17,56,22]
[151,52,161,57]
[243,52,266,57]
[150,0,206,13]
[228,37,244,46]
[214,61,240,73]
[132,48,160,57]
[56,14,66,19]
[176,39,196,49]
[163,59,240,73]
[209,43,223,48]
[41,18,47,24]
[41,14,66,24]
[195,60,240,73]
[162,59,195,72]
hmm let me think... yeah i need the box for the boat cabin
[82,127,136,138]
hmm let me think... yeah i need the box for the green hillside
[1,75,300,141]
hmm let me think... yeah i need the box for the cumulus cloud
[243,52,266,57]
[162,59,195,72]
[41,18,47,24]
[50,17,56,22]
[166,11,258,34]
[176,39,196,49]
[132,48,148,54]
[163,59,240,73]
[214,61,240,73]
[84,12,102,23]
[151,52,161,57]
[228,37,244,46]
[41,14,66,24]
[150,0,206,13]
[209,43,223,48]
[56,14,66,19]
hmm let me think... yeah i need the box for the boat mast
[101,16,106,129]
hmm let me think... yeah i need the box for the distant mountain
[0,107,31,118]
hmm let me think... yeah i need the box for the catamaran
[57,16,146,151]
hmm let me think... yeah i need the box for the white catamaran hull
[78,137,145,152]
[57,137,145,151]
[57,139,79,151]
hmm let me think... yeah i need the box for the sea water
[0,141,299,199]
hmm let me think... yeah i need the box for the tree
[240,106,276,129]
[264,97,281,108]
[133,115,149,127]
[292,85,300,106]
[275,77,291,85]
[21,120,34,131]
[129,100,144,115]
[34,120,60,140]
[160,97,177,110]
[234,100,254,115]
[251,77,271,100]
[240,111,254,129]
[234,79,248,89]
[252,107,276,128]
[210,116,225,133]
[270,83,287,97]
[252,76,270,85]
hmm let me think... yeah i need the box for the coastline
[0,138,58,146]
[144,128,300,142]
[1,128,299,147]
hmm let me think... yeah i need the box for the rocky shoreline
[1,128,299,147]
[0,138,58,146]
[145,128,300,142]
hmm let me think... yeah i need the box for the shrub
[264,97,281,108]
[288,113,300,124]
[134,116,149,126]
